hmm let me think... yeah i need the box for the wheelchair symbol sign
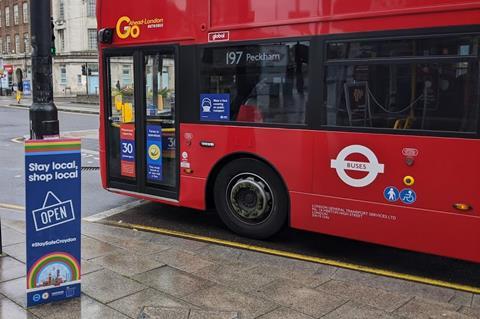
[400,188,416,204]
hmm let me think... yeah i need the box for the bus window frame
[102,45,181,199]
[195,36,314,130]
[318,25,480,139]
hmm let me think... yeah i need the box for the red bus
[97,0,480,263]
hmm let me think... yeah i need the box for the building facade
[0,0,31,92]
[51,0,98,97]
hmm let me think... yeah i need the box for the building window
[77,74,82,85]
[5,7,10,27]
[0,10,3,28]
[324,35,479,133]
[122,64,132,87]
[88,29,97,50]
[60,65,67,85]
[14,34,19,53]
[58,29,65,52]
[6,35,11,54]
[59,0,65,20]
[13,5,18,25]
[22,2,28,24]
[87,0,96,17]
[200,42,310,124]
[23,33,29,53]
[0,39,3,54]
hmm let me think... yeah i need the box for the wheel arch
[205,152,291,215]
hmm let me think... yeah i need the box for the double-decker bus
[97,0,480,263]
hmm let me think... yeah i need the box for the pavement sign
[25,139,82,307]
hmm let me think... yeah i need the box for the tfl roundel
[330,145,385,188]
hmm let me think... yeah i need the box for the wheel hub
[229,176,272,221]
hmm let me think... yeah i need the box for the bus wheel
[214,158,288,239]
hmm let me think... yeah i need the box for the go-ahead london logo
[330,145,384,188]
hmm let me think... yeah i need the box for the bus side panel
[290,192,480,263]
[179,123,315,208]
[179,175,207,210]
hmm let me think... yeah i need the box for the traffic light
[81,65,86,76]
[50,17,56,56]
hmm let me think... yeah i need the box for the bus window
[107,56,136,181]
[324,35,479,133]
[145,53,176,188]
[200,41,309,125]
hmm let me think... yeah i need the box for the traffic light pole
[29,0,59,140]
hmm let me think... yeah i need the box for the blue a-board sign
[146,125,163,181]
[200,94,230,121]
[25,139,81,307]
[23,80,32,96]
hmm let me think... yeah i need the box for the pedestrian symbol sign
[383,187,399,202]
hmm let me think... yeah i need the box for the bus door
[104,47,178,200]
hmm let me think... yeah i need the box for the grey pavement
[0,219,479,319]
[0,95,99,114]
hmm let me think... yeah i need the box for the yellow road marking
[95,219,480,294]
[0,203,24,212]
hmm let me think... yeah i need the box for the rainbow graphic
[27,252,81,290]
[25,139,81,156]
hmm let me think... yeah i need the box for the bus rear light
[453,203,472,211]
[184,168,193,174]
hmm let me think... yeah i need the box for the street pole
[29,0,59,140]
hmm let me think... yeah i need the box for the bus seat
[237,104,263,123]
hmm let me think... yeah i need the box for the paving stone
[183,284,276,319]
[81,236,126,260]
[83,224,170,256]
[0,277,26,307]
[2,220,26,234]
[252,263,336,288]
[108,288,193,318]
[91,252,164,276]
[3,242,26,263]
[450,291,474,308]
[151,248,215,273]
[257,279,347,318]
[237,250,338,287]
[257,307,314,319]
[1,226,25,246]
[138,307,189,319]
[0,296,37,319]
[138,307,240,319]
[82,269,145,303]
[150,236,209,254]
[394,297,473,319]
[29,294,128,319]
[458,306,480,318]
[317,279,411,312]
[189,309,239,319]
[473,295,480,309]
[322,301,401,319]
[193,245,245,265]
[135,266,213,297]
[82,222,153,242]
[0,256,25,282]
[333,268,457,303]
[193,263,277,293]
[81,259,103,275]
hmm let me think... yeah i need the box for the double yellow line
[95,219,480,294]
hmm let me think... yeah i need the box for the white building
[51,0,98,97]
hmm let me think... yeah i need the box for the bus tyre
[214,158,288,239]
